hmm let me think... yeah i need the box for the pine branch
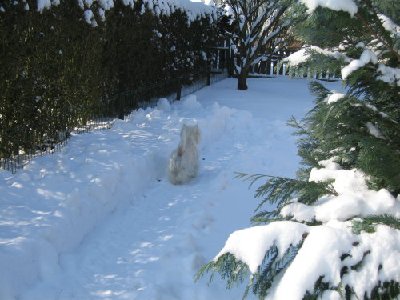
[308,81,330,102]
[197,242,304,299]
[235,172,337,221]
[252,244,300,298]
[195,253,250,294]
[287,115,308,136]
[352,214,400,234]
[359,0,400,62]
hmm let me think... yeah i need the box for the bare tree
[223,0,302,89]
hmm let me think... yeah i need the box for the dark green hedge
[0,0,219,158]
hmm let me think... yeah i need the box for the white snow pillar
[270,61,274,76]
[282,63,287,76]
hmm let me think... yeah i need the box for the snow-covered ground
[0,77,342,300]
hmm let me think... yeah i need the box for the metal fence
[248,52,340,81]
[0,69,228,173]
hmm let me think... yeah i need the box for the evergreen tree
[198,1,400,298]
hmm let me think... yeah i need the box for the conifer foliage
[198,1,400,299]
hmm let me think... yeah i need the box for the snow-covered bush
[198,0,400,298]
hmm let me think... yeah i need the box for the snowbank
[0,119,164,299]
[0,92,262,299]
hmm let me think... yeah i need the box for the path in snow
[2,78,342,300]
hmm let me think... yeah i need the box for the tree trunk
[237,72,248,90]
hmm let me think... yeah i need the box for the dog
[168,124,200,185]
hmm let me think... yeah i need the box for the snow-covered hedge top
[34,0,217,24]
[144,0,217,22]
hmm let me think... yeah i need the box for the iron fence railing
[0,69,228,173]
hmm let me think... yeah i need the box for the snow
[99,0,114,10]
[268,221,355,300]
[283,46,348,66]
[366,122,384,139]
[325,92,345,104]
[343,225,400,297]
[281,157,400,223]
[214,222,309,273]
[285,26,400,87]
[36,0,217,23]
[377,64,400,85]
[4,76,398,299]
[98,8,106,21]
[1,77,343,300]
[37,0,51,11]
[341,49,378,79]
[283,48,311,66]
[378,14,400,37]
[321,290,341,300]
[83,9,98,27]
[219,218,400,299]
[300,0,358,17]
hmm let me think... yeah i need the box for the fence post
[176,80,182,100]
[206,63,211,86]
[118,94,124,120]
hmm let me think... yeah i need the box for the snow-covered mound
[0,94,245,299]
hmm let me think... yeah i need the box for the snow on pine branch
[342,49,400,85]
[268,222,400,299]
[285,46,400,85]
[299,0,358,17]
[214,222,308,273]
[378,14,400,39]
[325,93,345,104]
[341,49,378,79]
[214,157,400,298]
[282,46,348,66]
[215,219,400,299]
[377,64,400,85]
[280,158,400,223]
